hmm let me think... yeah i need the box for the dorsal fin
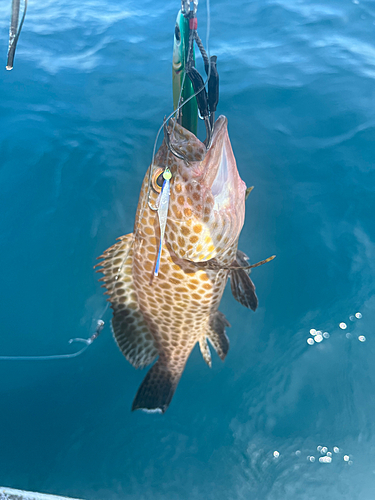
[96,233,158,369]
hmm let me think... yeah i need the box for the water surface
[1,0,375,498]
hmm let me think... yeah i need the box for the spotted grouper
[97,115,269,413]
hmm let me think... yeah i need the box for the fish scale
[97,115,259,413]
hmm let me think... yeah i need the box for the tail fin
[131,360,181,413]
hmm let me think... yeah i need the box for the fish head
[148,115,246,262]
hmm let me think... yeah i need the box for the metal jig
[154,167,172,276]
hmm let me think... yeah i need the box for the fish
[96,115,266,413]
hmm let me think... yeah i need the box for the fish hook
[148,193,159,212]
[163,119,187,161]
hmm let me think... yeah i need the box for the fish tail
[131,359,182,414]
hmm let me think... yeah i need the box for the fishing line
[0,1,211,361]
[96,73,188,287]
[108,0,212,282]
[151,71,188,275]
[94,1,211,330]
[142,0,212,229]
[0,319,104,361]
[138,0,212,275]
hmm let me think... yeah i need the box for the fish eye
[175,24,181,43]
[151,168,165,193]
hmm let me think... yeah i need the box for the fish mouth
[203,115,245,210]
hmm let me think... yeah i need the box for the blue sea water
[1,0,375,498]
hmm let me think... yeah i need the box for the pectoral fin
[230,250,258,311]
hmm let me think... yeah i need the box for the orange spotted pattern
[97,115,247,411]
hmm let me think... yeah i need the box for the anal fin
[230,250,258,311]
[206,310,230,361]
[199,337,212,368]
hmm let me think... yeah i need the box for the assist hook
[183,3,219,149]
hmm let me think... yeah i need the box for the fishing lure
[154,167,172,276]
[173,9,198,134]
